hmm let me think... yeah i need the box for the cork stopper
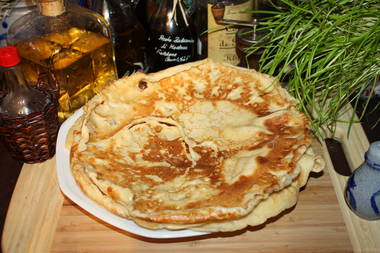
[39,0,65,16]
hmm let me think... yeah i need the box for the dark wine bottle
[193,0,208,59]
[106,0,146,77]
[87,0,146,77]
[146,0,196,72]
[136,0,159,31]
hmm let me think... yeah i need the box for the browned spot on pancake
[70,144,78,161]
[107,186,120,200]
[264,113,304,136]
[257,156,268,164]
[138,80,148,90]
[154,125,163,133]
[128,152,137,161]
[184,169,279,211]
[249,101,270,116]
[193,146,220,168]
[140,166,184,182]
[134,199,162,213]
[142,136,192,169]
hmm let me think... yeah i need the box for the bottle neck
[159,0,189,27]
[156,0,174,13]
[2,64,28,93]
[39,0,66,17]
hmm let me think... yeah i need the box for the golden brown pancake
[68,59,323,231]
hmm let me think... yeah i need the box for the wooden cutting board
[2,106,380,253]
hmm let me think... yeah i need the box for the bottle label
[207,1,254,65]
[224,1,254,22]
[148,33,195,69]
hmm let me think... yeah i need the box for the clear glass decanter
[7,0,117,121]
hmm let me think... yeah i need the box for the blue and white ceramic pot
[345,141,380,220]
[0,0,36,47]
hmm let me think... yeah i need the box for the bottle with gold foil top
[207,0,253,65]
[7,0,117,121]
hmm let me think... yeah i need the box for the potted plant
[249,0,379,137]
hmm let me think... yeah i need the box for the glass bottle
[0,46,59,163]
[146,0,196,72]
[136,0,159,31]
[87,0,146,77]
[260,0,289,18]
[182,0,196,17]
[7,0,117,121]
[345,141,380,220]
[207,0,254,65]
[193,0,208,59]
[235,25,268,70]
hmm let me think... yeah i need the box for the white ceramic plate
[56,108,208,239]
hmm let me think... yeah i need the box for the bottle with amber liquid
[146,0,196,72]
[7,0,117,121]
[0,46,59,163]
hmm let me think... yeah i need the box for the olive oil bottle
[7,0,117,121]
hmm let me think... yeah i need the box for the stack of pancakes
[67,59,324,232]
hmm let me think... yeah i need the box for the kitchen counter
[0,100,379,252]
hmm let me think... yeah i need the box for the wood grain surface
[50,168,352,253]
[321,105,380,253]
[1,158,64,253]
[2,105,380,253]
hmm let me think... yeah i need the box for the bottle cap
[0,46,21,67]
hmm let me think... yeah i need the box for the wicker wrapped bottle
[0,46,59,163]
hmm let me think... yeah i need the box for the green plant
[248,0,380,137]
